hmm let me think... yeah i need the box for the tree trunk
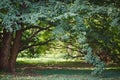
[0,30,12,71]
[9,30,23,73]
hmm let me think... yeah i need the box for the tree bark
[9,30,23,73]
[0,29,12,71]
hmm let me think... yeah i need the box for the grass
[16,54,120,70]
[0,54,120,80]
[0,69,120,80]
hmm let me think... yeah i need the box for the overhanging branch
[20,38,54,52]
[22,25,52,45]
[22,25,52,31]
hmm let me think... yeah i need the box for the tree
[0,0,119,75]
[85,0,120,63]
[0,0,54,73]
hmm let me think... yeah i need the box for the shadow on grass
[15,68,120,79]
[0,67,120,80]
[20,69,92,75]
[15,60,120,78]
[102,69,120,78]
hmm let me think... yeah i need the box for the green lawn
[0,56,120,80]
[0,69,120,80]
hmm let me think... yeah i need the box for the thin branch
[20,38,54,52]
[22,26,41,31]
[22,25,52,31]
[21,25,52,46]
[28,26,52,40]
[27,29,43,41]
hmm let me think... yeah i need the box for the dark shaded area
[15,61,120,79]
[23,69,91,75]
[15,68,120,79]
[0,61,120,79]
[102,69,120,78]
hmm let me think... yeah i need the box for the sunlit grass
[17,53,84,63]
[16,58,89,70]
[16,53,119,70]
[16,53,85,68]
[17,53,82,62]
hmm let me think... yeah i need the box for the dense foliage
[0,0,120,75]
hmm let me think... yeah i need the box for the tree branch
[22,25,52,31]
[20,38,54,52]
[27,26,52,40]
[21,25,52,46]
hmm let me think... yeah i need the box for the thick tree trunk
[0,30,12,71]
[9,30,23,73]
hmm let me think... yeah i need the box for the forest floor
[0,54,120,80]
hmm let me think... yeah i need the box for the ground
[0,54,120,80]
[0,67,120,80]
